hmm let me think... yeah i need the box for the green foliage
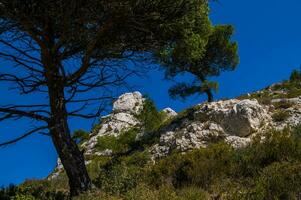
[162,24,239,102]
[136,98,167,133]
[95,96,170,157]
[238,90,273,105]
[272,100,294,109]
[147,128,301,199]
[94,151,151,195]
[86,156,112,180]
[132,97,173,147]
[72,129,90,144]
[290,69,301,82]
[252,162,301,200]
[239,69,301,104]
[124,184,209,200]
[96,128,138,154]
[6,125,301,199]
[272,110,290,122]
[149,143,235,189]
[11,194,36,200]
[0,179,69,200]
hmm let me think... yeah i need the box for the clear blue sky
[1,0,301,186]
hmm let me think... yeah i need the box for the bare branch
[0,107,49,122]
[0,126,48,147]
[66,20,114,85]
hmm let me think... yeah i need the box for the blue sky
[1,0,301,186]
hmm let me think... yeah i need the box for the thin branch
[0,126,48,147]
[0,107,49,122]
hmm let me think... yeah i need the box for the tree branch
[0,126,48,147]
[0,107,49,122]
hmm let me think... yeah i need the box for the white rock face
[113,92,144,114]
[197,99,270,137]
[50,89,301,178]
[151,99,271,159]
[225,136,251,149]
[83,92,145,154]
[162,108,177,118]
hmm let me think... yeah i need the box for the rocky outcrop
[162,108,178,118]
[197,99,270,137]
[83,92,145,154]
[150,99,271,159]
[51,89,301,178]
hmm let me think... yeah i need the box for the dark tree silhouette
[0,0,214,196]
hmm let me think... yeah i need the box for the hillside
[3,72,301,199]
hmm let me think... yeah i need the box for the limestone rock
[161,108,177,118]
[113,92,144,114]
[225,136,251,149]
[150,99,271,158]
[83,91,145,154]
[197,99,270,137]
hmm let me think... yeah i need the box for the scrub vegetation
[3,111,301,199]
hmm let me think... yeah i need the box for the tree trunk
[205,89,213,102]
[47,76,91,196]
[198,75,214,103]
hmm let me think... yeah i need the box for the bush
[11,194,36,200]
[86,156,111,180]
[237,90,275,105]
[95,128,138,154]
[233,129,301,178]
[290,69,301,82]
[176,187,210,200]
[124,184,178,200]
[94,151,151,195]
[252,162,301,200]
[272,110,290,122]
[7,121,301,199]
[136,97,167,133]
[272,101,294,109]
[149,143,235,189]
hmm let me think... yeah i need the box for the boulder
[197,99,270,137]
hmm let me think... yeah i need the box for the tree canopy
[160,21,239,102]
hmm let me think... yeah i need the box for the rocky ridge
[51,87,301,178]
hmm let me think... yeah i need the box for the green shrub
[72,129,90,144]
[290,69,301,82]
[73,190,121,200]
[237,91,273,105]
[136,97,167,133]
[86,156,111,180]
[176,187,210,200]
[3,179,69,200]
[149,143,235,189]
[11,194,36,200]
[272,110,290,122]
[272,101,294,109]
[233,129,301,177]
[95,151,151,195]
[7,120,301,199]
[96,128,138,154]
[252,162,301,200]
[239,70,301,103]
